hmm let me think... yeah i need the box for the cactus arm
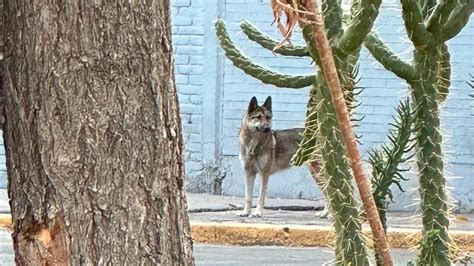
[425,0,457,35]
[337,0,382,55]
[438,1,474,42]
[370,99,414,266]
[364,33,416,81]
[321,0,343,41]
[215,19,315,88]
[436,44,450,103]
[239,20,310,57]
[370,99,413,209]
[400,0,433,47]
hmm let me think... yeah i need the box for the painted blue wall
[171,0,474,212]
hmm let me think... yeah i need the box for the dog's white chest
[239,150,271,173]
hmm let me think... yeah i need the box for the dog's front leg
[238,171,255,217]
[253,174,269,217]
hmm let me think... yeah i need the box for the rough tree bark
[2,1,194,265]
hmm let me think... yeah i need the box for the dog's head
[243,96,273,133]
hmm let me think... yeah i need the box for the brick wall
[171,0,205,174]
[171,0,474,211]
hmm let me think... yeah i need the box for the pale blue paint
[172,0,474,212]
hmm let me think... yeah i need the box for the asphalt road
[0,229,418,266]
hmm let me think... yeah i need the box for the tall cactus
[364,1,473,264]
[215,0,388,263]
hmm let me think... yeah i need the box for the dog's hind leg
[253,173,269,217]
[238,171,256,217]
[309,162,332,219]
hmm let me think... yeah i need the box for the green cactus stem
[240,20,309,57]
[215,19,315,88]
[365,2,472,263]
[320,0,343,42]
[310,77,369,265]
[369,99,414,265]
[370,98,414,220]
[400,0,433,47]
[337,0,382,55]
[412,49,450,265]
[436,44,450,103]
[364,33,415,81]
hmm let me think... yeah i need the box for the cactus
[369,99,414,232]
[369,99,414,265]
[215,0,391,263]
[364,1,473,264]
[240,21,309,57]
[215,20,315,88]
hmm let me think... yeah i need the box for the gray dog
[238,96,328,217]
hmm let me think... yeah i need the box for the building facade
[170,0,474,212]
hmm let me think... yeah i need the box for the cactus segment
[369,99,414,266]
[426,1,460,36]
[215,19,315,88]
[436,44,451,103]
[239,20,310,57]
[411,49,451,265]
[292,86,320,166]
[366,2,471,260]
[320,0,343,41]
[438,1,474,42]
[400,0,433,47]
[337,0,382,55]
[364,33,416,81]
[315,77,369,265]
[369,98,414,213]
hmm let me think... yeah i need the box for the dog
[238,96,329,217]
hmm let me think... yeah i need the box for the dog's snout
[263,127,271,133]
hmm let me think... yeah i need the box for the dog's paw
[237,210,251,217]
[317,209,331,219]
[249,212,262,218]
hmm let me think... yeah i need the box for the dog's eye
[256,115,262,119]
[266,116,272,120]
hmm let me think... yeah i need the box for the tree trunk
[2,1,194,265]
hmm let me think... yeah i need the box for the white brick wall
[171,0,205,172]
[171,0,474,211]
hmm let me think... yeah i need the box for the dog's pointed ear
[263,96,272,111]
[248,96,258,112]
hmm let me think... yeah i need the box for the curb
[1,214,473,251]
[191,222,474,251]
[0,214,11,229]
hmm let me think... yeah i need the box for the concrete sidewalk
[0,190,473,251]
[186,193,474,251]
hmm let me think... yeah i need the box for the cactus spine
[365,1,473,264]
